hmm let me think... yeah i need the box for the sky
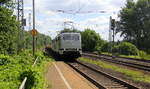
[22,0,129,41]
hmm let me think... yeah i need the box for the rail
[67,60,139,89]
[86,52,150,63]
[83,53,150,71]
[19,56,39,89]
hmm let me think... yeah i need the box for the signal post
[31,29,38,56]
[110,16,116,58]
[32,0,37,56]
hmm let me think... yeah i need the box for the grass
[0,50,53,89]
[101,52,112,56]
[100,52,150,60]
[119,54,150,60]
[79,57,150,83]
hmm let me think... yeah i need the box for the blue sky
[22,0,132,41]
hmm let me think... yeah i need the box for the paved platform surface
[46,61,98,89]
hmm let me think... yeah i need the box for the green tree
[0,0,10,4]
[101,41,112,52]
[0,1,51,54]
[117,0,136,39]
[0,0,14,9]
[0,6,19,54]
[23,31,52,49]
[117,0,150,53]
[36,33,51,48]
[81,29,102,52]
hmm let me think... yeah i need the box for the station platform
[46,62,98,89]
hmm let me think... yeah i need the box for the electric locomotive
[51,32,82,58]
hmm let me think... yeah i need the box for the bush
[101,42,112,52]
[97,50,102,55]
[0,50,51,89]
[117,42,139,55]
[0,54,11,65]
[112,45,119,53]
[20,69,37,89]
[35,51,44,59]
[112,46,120,56]
[138,50,147,59]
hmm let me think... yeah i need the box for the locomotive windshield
[63,34,79,41]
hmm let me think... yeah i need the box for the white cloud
[23,0,127,40]
[75,16,109,40]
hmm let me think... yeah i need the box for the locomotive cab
[60,33,82,57]
[51,32,82,58]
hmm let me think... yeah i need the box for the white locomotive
[51,32,82,58]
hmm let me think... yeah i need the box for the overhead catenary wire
[53,9,116,15]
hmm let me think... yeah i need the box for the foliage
[0,5,51,54]
[138,50,147,58]
[101,42,112,52]
[24,31,51,49]
[81,29,102,52]
[138,50,150,60]
[0,54,11,65]
[95,39,106,52]
[117,0,150,53]
[0,0,11,4]
[113,42,139,55]
[79,57,150,83]
[112,45,119,55]
[0,6,18,54]
[0,50,53,89]
[20,69,37,89]
[36,33,51,48]
[0,0,15,10]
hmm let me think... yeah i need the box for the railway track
[91,53,150,63]
[82,53,150,72]
[67,60,139,89]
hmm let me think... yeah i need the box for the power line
[54,9,116,15]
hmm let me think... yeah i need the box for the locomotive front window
[72,35,79,40]
[63,34,79,41]
[63,35,71,40]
